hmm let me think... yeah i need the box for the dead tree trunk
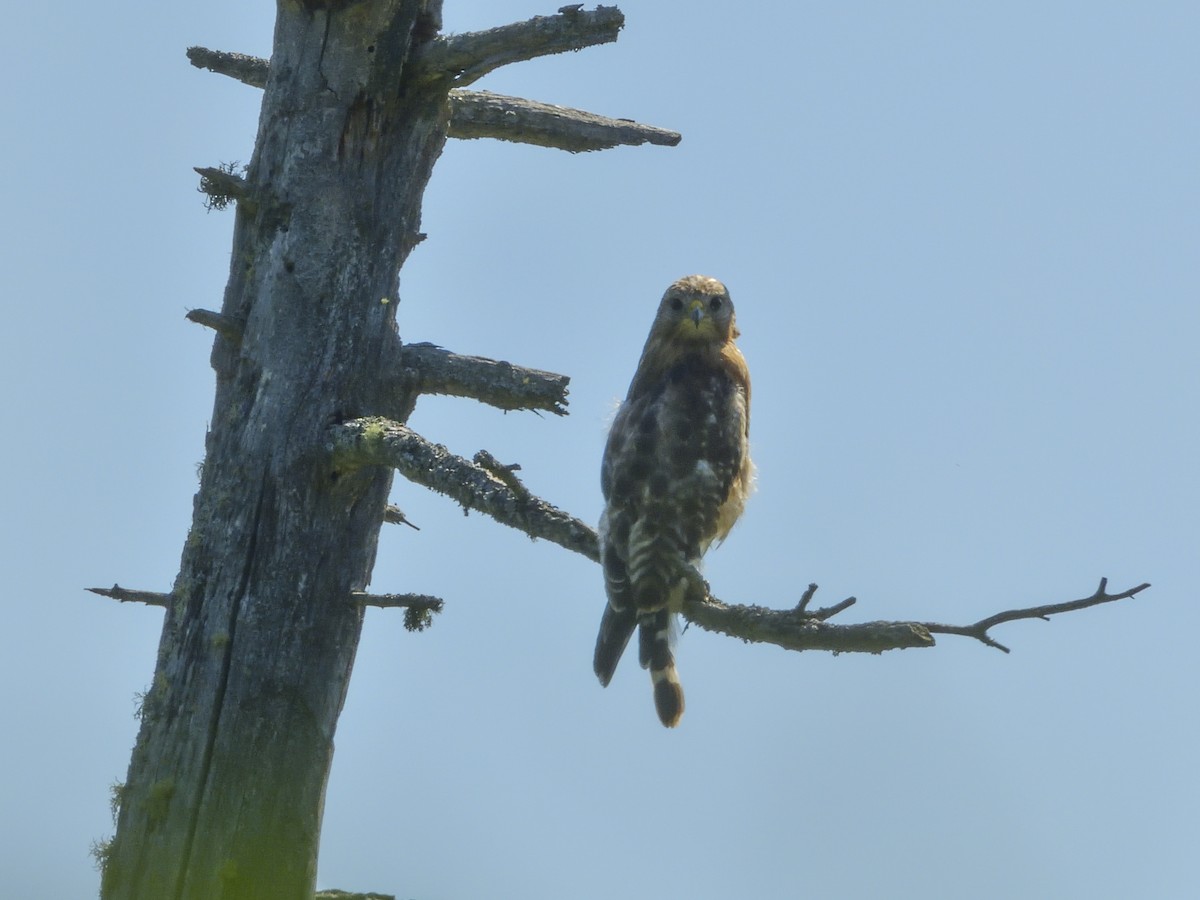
[99,4,671,898]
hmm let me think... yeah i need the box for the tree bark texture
[102,3,448,898]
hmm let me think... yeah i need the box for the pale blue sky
[3,2,1197,898]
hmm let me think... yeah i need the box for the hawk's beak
[689,299,705,327]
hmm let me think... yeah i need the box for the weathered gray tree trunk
[100,3,664,898]
[101,4,445,898]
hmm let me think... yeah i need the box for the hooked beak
[689,299,704,327]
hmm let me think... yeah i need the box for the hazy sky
[3,2,1197,898]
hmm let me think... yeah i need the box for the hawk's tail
[638,609,685,728]
[593,602,638,687]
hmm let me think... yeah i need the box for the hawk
[594,275,753,727]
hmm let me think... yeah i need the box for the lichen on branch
[413,5,625,87]
[397,341,570,415]
[329,417,599,560]
[187,42,679,154]
[449,90,681,152]
[338,416,1152,656]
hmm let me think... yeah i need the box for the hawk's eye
[709,296,724,311]
[669,296,684,312]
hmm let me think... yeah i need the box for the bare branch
[415,5,624,87]
[350,592,444,631]
[90,584,445,620]
[332,424,1151,655]
[686,594,935,653]
[449,91,680,152]
[919,578,1152,653]
[350,591,443,611]
[186,46,268,88]
[398,341,569,415]
[383,505,421,530]
[329,417,599,561]
[681,574,1150,656]
[185,318,564,423]
[796,582,820,613]
[88,585,169,607]
[186,308,245,346]
[183,47,679,153]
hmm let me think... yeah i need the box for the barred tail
[638,610,685,728]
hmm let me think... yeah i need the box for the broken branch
[414,5,624,87]
[350,592,443,631]
[397,341,569,415]
[384,505,421,530]
[329,417,599,561]
[195,165,252,212]
[87,585,171,607]
[186,308,245,345]
[186,46,268,88]
[448,91,680,152]
[89,584,444,616]
[185,43,678,153]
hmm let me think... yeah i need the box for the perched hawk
[594,275,753,727]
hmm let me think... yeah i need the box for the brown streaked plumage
[594,275,753,727]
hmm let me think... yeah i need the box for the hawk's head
[654,274,738,344]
